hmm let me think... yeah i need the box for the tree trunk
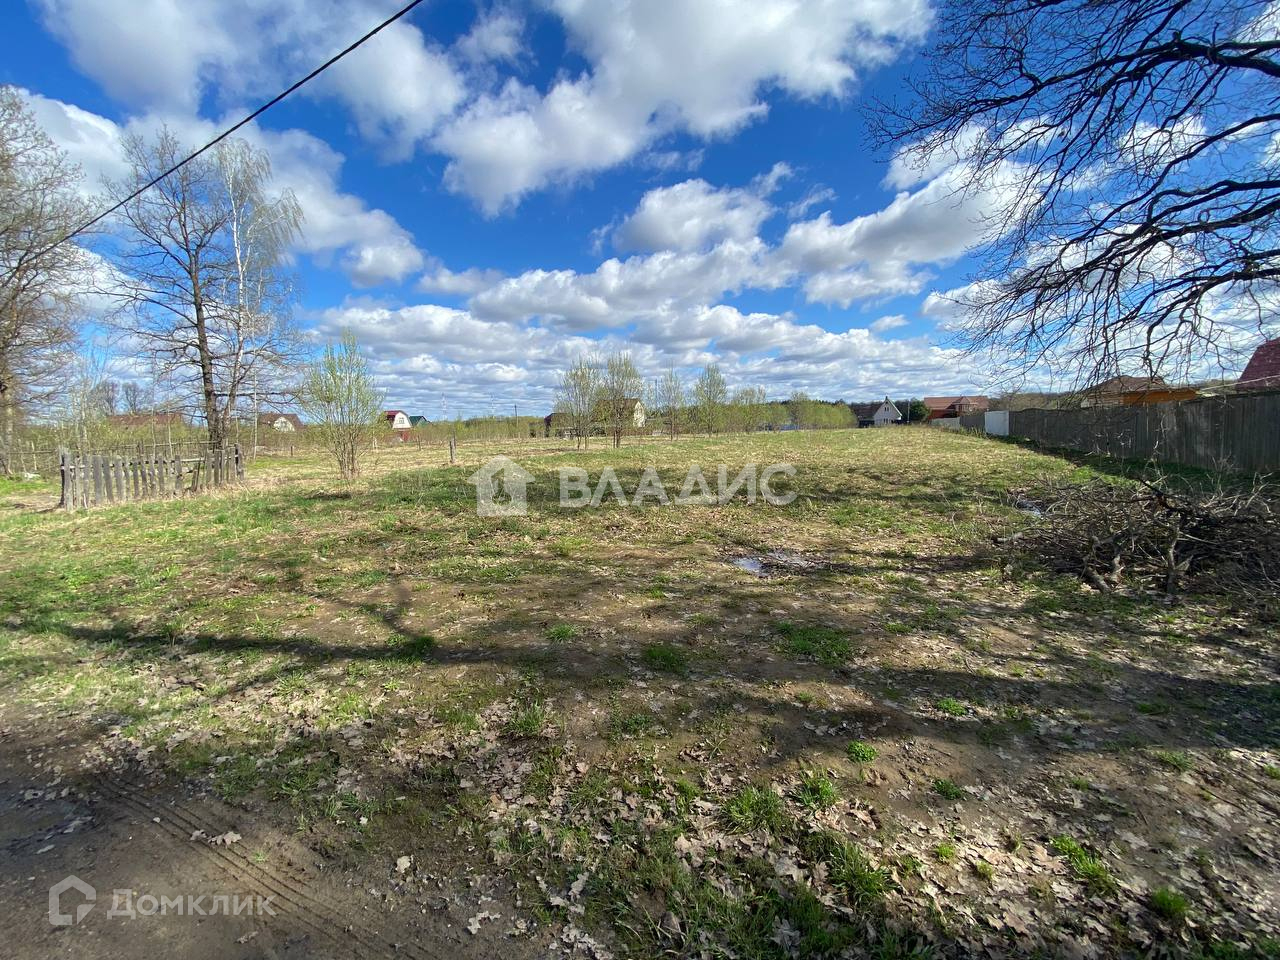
[0,364,13,477]
[191,277,224,453]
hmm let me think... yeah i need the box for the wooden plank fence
[1003,391,1280,475]
[59,443,244,510]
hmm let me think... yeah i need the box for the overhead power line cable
[34,0,429,260]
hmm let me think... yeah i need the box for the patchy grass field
[1,429,1278,958]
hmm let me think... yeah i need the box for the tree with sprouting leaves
[601,351,643,448]
[299,332,384,480]
[692,363,727,435]
[657,365,685,439]
[555,355,602,449]
[107,129,302,454]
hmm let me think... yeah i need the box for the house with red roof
[922,395,989,421]
[1237,338,1280,392]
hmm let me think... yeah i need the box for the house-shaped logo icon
[468,456,534,517]
[49,875,96,926]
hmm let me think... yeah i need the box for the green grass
[775,621,853,666]
[505,701,549,738]
[723,785,784,833]
[544,622,580,642]
[1153,749,1195,772]
[641,642,690,675]
[792,771,838,810]
[933,841,958,864]
[606,707,659,739]
[1150,886,1190,922]
[1,428,1268,958]
[807,832,892,908]
[1050,835,1119,895]
[846,740,878,763]
[932,778,964,801]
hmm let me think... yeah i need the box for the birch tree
[107,129,301,453]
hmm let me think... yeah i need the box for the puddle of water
[730,551,826,576]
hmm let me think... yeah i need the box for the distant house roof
[408,415,429,426]
[384,409,407,418]
[1238,338,1280,391]
[923,395,989,409]
[850,402,880,420]
[257,412,304,430]
[106,412,185,427]
[923,395,989,419]
[1085,375,1167,395]
[923,396,961,410]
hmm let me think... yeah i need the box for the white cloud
[611,165,786,253]
[316,297,983,416]
[787,184,837,219]
[776,160,1032,305]
[455,10,524,65]
[470,237,774,330]
[34,0,465,157]
[435,0,930,212]
[870,314,909,333]
[418,264,507,296]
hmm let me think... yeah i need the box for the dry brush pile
[1003,473,1280,598]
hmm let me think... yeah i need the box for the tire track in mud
[92,773,441,960]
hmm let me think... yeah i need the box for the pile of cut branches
[1003,474,1280,597]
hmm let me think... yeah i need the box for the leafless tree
[873,0,1280,386]
[657,365,685,439]
[555,355,602,449]
[107,129,302,453]
[0,86,93,474]
[692,363,727,435]
[601,351,643,449]
[121,379,150,415]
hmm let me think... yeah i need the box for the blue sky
[1,0,1015,417]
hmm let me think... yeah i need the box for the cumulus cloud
[435,0,930,212]
[611,164,787,253]
[455,9,524,65]
[418,264,508,296]
[315,297,983,416]
[776,160,1033,305]
[34,0,930,212]
[870,314,909,333]
[470,238,774,330]
[34,0,465,156]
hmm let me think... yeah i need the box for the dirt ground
[1,430,1277,958]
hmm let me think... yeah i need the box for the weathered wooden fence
[59,443,244,509]
[1004,391,1280,474]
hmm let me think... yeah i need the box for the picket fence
[59,443,244,509]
